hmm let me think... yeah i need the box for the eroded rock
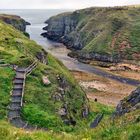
[52,92,62,101]
[36,50,48,64]
[0,14,30,32]
[113,87,140,117]
[58,108,67,116]
[90,113,104,128]
[82,106,89,118]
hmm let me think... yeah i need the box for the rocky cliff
[42,12,80,49]
[0,14,30,32]
[42,6,140,62]
[113,87,140,117]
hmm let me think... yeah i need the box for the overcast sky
[0,0,140,9]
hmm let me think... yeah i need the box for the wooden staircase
[8,61,39,130]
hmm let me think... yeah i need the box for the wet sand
[72,71,136,106]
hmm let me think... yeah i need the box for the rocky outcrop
[36,49,48,64]
[0,14,30,32]
[68,51,120,63]
[42,11,83,50]
[54,74,89,125]
[113,87,140,117]
[90,113,104,128]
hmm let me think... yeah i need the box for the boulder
[42,76,51,85]
[58,108,67,116]
[90,113,104,128]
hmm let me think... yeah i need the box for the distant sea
[0,9,70,47]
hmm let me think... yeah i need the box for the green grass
[0,67,15,119]
[82,7,140,60]
[0,103,140,140]
[0,20,45,67]
[0,101,114,140]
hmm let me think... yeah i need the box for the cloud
[0,0,140,9]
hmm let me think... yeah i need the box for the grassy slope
[0,20,38,66]
[0,101,114,140]
[22,54,89,132]
[0,20,88,132]
[0,67,15,119]
[78,7,140,54]
[0,102,140,140]
[78,7,140,55]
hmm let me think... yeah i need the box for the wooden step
[11,96,21,102]
[14,77,25,81]
[8,110,20,119]
[12,89,22,94]
[8,63,38,129]
[9,116,21,121]
[12,93,22,98]
[13,84,23,90]
[8,106,21,111]
[9,102,21,108]
[11,100,21,103]
[13,79,24,84]
[16,68,26,73]
[15,73,25,79]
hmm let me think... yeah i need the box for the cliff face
[42,12,82,49]
[113,87,140,117]
[0,14,30,32]
[42,6,140,62]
